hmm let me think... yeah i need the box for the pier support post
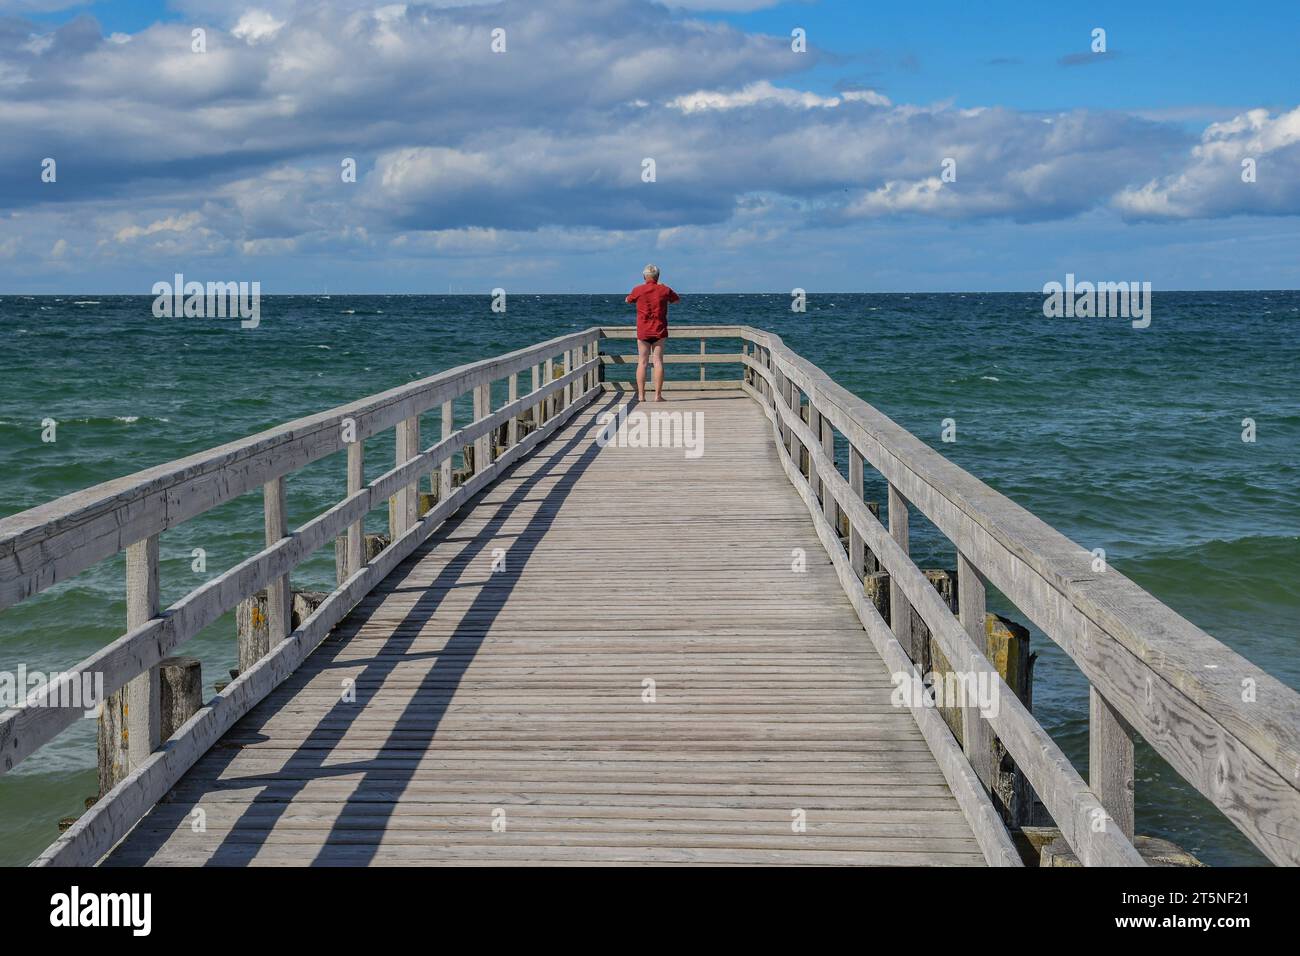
[158,656,202,741]
[1090,686,1136,840]
[700,340,707,383]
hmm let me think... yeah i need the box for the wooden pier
[1,326,1296,866]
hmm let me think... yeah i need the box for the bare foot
[653,395,666,402]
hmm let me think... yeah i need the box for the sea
[0,292,1296,867]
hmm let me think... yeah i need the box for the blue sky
[2,0,1298,292]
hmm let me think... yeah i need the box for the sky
[1,0,1298,293]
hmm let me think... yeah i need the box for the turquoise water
[1,293,1296,867]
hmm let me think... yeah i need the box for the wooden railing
[3,323,1295,867]
[0,329,602,866]
[732,326,1300,867]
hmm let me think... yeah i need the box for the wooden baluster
[474,383,492,474]
[957,552,997,789]
[807,402,822,497]
[264,477,291,646]
[887,483,919,662]
[565,349,574,407]
[395,415,419,534]
[124,534,160,768]
[440,400,453,499]
[508,373,519,447]
[532,364,543,427]
[849,446,866,580]
[346,439,363,578]
[1090,686,1136,840]
[819,406,836,527]
[700,340,707,383]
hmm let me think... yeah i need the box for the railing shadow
[132,391,623,865]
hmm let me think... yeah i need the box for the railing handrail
[738,326,1300,866]
[0,327,598,612]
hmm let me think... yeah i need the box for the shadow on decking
[116,391,625,866]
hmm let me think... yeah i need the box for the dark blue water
[1,293,1296,866]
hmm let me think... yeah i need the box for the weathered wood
[345,440,364,581]
[508,373,519,446]
[748,379,1144,865]
[98,535,162,793]
[741,333,1300,865]
[97,392,994,868]
[1,356,597,780]
[263,477,291,651]
[700,340,707,382]
[1090,686,1136,840]
[887,484,919,663]
[957,553,997,791]
[0,329,600,613]
[38,384,602,867]
[473,385,492,474]
[849,447,865,580]
[158,657,202,741]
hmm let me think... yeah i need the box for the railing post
[395,415,419,534]
[565,349,574,407]
[819,405,836,528]
[849,446,865,580]
[508,372,519,447]
[532,364,543,426]
[124,534,161,767]
[1090,686,1136,840]
[957,552,997,788]
[700,340,706,383]
[887,483,919,662]
[264,476,291,646]
[473,383,492,474]
[595,335,605,386]
[346,440,364,578]
[440,400,453,497]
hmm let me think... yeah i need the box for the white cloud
[231,11,285,45]
[669,80,890,112]
[1115,106,1300,219]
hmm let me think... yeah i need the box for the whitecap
[981,376,1000,382]
[116,416,140,423]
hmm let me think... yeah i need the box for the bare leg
[652,340,665,401]
[636,338,650,402]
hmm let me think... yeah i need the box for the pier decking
[3,326,1296,867]
[105,393,983,865]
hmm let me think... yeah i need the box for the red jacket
[626,280,679,340]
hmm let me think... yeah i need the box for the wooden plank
[96,392,986,868]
